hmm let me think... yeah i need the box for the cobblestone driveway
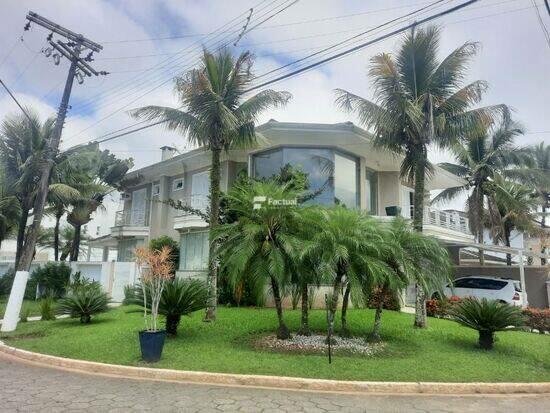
[0,353,548,412]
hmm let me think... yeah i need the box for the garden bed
[1,306,549,382]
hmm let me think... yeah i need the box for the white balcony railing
[114,210,149,227]
[423,207,470,234]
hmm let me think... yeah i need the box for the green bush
[0,269,16,297]
[367,286,401,311]
[57,283,109,324]
[122,284,136,305]
[39,297,56,321]
[20,305,30,322]
[149,236,179,272]
[451,297,525,350]
[29,262,72,299]
[133,278,207,336]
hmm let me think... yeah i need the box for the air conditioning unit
[121,193,132,200]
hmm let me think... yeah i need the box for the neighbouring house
[89,120,474,274]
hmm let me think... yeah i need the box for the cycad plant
[58,282,109,324]
[133,278,208,336]
[131,49,291,321]
[335,25,507,327]
[451,297,524,350]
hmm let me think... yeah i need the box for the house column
[359,157,367,210]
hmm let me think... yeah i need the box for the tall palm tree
[335,26,505,327]
[0,169,20,248]
[486,176,538,265]
[213,179,302,339]
[507,142,550,265]
[131,49,291,321]
[432,118,531,264]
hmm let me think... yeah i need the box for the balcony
[111,210,150,238]
[173,195,209,230]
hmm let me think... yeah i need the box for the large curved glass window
[252,147,358,208]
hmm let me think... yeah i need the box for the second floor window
[172,178,184,192]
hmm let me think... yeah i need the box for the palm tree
[507,142,550,265]
[300,207,393,341]
[0,168,20,248]
[433,118,530,265]
[486,176,539,265]
[131,49,291,321]
[213,179,302,339]
[66,147,132,261]
[335,26,506,327]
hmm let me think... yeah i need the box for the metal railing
[422,207,470,234]
[114,210,149,227]
[174,195,209,217]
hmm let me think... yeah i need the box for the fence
[0,261,139,303]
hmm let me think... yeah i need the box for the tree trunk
[205,147,221,322]
[478,330,494,350]
[15,207,29,268]
[54,212,62,261]
[297,282,310,336]
[414,283,427,328]
[270,277,290,339]
[369,291,384,342]
[340,282,351,338]
[327,270,344,344]
[413,154,428,329]
[165,314,181,336]
[477,186,485,266]
[80,314,91,324]
[70,224,81,262]
[505,229,512,266]
[541,203,547,266]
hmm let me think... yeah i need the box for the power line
[65,0,300,141]
[79,0,480,149]
[0,78,33,122]
[531,0,550,48]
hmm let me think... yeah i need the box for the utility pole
[2,12,107,332]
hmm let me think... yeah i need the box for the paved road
[0,353,548,412]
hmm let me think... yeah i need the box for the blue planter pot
[139,330,166,362]
[385,206,402,217]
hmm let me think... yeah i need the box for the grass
[1,305,549,382]
[0,298,42,319]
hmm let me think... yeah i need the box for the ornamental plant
[522,308,550,334]
[134,246,174,332]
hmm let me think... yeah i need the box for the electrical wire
[0,78,33,122]
[531,0,550,48]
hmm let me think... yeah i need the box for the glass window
[117,239,137,262]
[453,278,473,288]
[180,231,209,270]
[172,178,184,191]
[334,152,358,208]
[365,169,378,214]
[252,148,283,179]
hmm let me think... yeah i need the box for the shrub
[57,283,109,324]
[39,297,56,321]
[451,298,525,350]
[133,278,208,336]
[122,284,136,305]
[149,236,180,273]
[30,262,72,299]
[522,307,550,334]
[20,305,30,322]
[426,296,462,318]
[367,286,401,311]
[0,269,15,297]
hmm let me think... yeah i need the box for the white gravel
[255,334,384,356]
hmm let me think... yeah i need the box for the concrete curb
[0,341,549,395]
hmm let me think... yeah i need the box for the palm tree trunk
[477,186,485,266]
[369,289,384,342]
[15,207,29,268]
[505,229,512,266]
[297,282,310,336]
[205,147,221,322]
[166,314,181,336]
[54,212,62,261]
[70,224,81,261]
[340,282,351,338]
[542,203,547,266]
[327,270,344,343]
[413,156,428,328]
[270,276,290,339]
[478,330,494,350]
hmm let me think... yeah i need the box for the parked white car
[436,276,524,306]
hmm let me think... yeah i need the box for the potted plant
[134,246,174,362]
[385,206,402,216]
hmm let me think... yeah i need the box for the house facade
[89,120,474,278]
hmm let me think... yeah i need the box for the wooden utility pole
[17,12,106,272]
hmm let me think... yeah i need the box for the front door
[130,188,147,226]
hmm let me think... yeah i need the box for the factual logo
[253,196,297,210]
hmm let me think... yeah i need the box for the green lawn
[1,306,549,382]
[0,298,42,319]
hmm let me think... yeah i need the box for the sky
[0,0,549,221]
